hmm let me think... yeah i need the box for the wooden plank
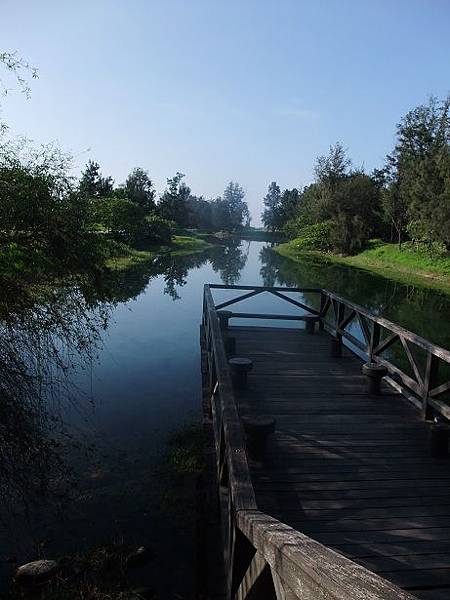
[264,504,450,522]
[335,539,450,558]
[290,515,450,534]
[301,528,450,546]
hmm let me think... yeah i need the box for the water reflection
[0,240,250,572]
[260,245,450,350]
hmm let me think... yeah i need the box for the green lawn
[106,235,212,270]
[276,239,450,293]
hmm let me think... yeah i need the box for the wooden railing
[319,289,450,421]
[201,283,425,600]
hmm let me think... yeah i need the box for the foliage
[328,172,383,254]
[385,96,450,248]
[158,171,190,225]
[0,140,109,282]
[210,181,250,231]
[265,96,450,258]
[281,151,381,254]
[156,177,251,232]
[0,50,38,132]
[262,181,282,230]
[144,213,174,244]
[285,222,332,252]
[121,166,155,212]
[79,159,114,199]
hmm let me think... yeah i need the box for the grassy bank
[106,234,212,271]
[276,239,450,293]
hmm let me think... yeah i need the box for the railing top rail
[237,511,417,600]
[207,284,450,363]
[203,284,257,511]
[322,289,450,363]
[208,284,323,293]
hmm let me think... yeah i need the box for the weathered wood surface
[231,325,450,599]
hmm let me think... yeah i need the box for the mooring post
[229,357,253,389]
[430,423,450,458]
[242,416,276,460]
[362,362,388,395]
[217,310,233,331]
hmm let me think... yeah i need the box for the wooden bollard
[225,336,236,356]
[217,310,232,330]
[229,357,253,389]
[330,337,342,357]
[430,423,450,458]
[362,362,388,395]
[304,316,319,335]
[242,416,276,459]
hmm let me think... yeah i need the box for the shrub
[142,214,174,245]
[289,221,333,252]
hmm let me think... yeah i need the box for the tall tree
[158,172,190,225]
[79,160,113,198]
[222,181,250,230]
[314,142,351,191]
[123,167,155,212]
[385,96,450,248]
[262,182,282,231]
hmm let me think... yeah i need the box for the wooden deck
[231,325,450,599]
[201,285,450,600]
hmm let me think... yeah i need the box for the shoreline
[106,235,213,270]
[275,240,450,295]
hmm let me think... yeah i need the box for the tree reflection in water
[0,241,249,524]
[0,281,110,534]
[209,239,248,285]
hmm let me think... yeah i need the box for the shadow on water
[260,244,450,350]
[1,239,450,597]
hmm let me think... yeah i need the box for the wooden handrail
[322,290,450,362]
[202,284,424,600]
[203,285,257,511]
[236,511,417,600]
[319,289,450,421]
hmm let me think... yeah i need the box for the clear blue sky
[2,0,449,223]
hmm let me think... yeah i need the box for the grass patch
[276,239,450,293]
[105,235,212,270]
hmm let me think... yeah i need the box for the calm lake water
[3,239,450,597]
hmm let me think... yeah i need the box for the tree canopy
[261,95,450,255]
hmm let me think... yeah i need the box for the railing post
[319,291,326,331]
[330,301,344,357]
[423,352,439,420]
[369,322,380,362]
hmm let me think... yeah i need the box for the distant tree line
[262,96,450,255]
[0,129,251,288]
[79,163,251,246]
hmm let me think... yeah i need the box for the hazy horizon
[2,0,449,224]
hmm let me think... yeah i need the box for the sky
[1,0,450,224]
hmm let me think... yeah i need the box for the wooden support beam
[216,289,264,310]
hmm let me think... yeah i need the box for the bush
[288,222,333,252]
[142,214,174,245]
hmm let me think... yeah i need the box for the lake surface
[3,239,450,597]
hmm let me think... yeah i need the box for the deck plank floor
[230,325,450,599]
